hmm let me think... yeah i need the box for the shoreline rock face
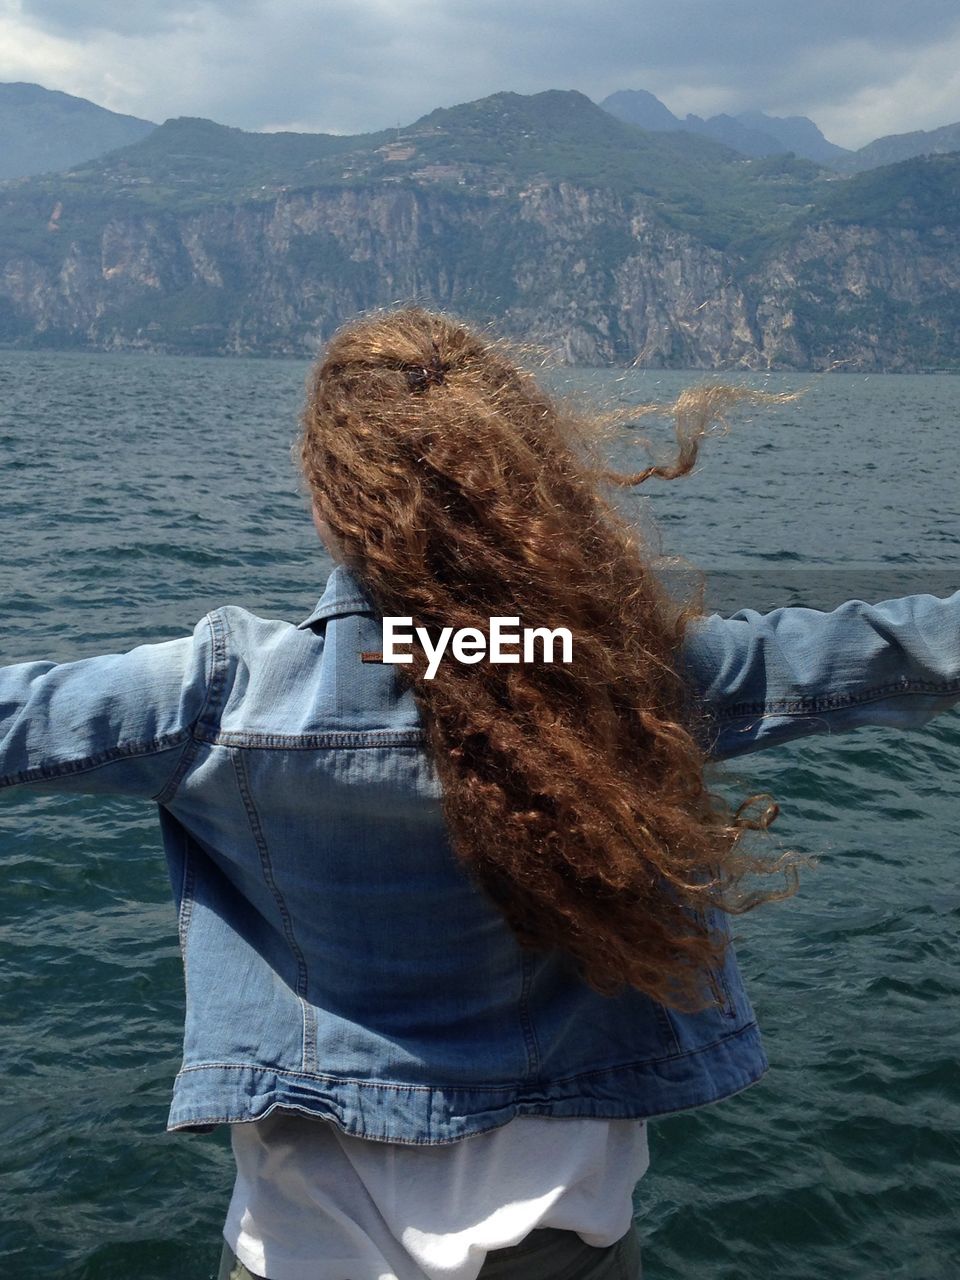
[0,181,957,370]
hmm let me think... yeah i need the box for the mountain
[836,121,960,174]
[5,92,826,247]
[0,82,156,181]
[599,89,849,165]
[807,150,960,228]
[595,89,681,132]
[749,152,960,370]
[736,110,849,165]
[682,111,786,158]
[0,89,957,370]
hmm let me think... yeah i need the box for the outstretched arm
[680,591,960,761]
[0,617,214,801]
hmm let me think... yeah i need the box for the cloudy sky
[2,0,959,148]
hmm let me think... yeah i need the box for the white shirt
[224,1112,649,1280]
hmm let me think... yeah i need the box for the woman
[2,307,959,1280]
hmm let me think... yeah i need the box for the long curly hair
[299,306,799,1011]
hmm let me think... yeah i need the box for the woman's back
[25,560,763,1138]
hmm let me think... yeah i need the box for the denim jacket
[2,567,959,1143]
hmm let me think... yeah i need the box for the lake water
[1,351,958,1279]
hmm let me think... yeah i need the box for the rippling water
[1,351,959,1279]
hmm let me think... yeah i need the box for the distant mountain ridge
[3,79,960,186]
[737,110,850,165]
[598,87,960,175]
[834,121,960,174]
[0,82,155,181]
[599,89,849,164]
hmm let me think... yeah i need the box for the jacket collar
[297,563,378,629]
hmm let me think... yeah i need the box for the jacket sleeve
[679,591,960,761]
[0,615,216,801]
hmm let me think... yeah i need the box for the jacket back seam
[231,747,311,1002]
[518,951,542,1078]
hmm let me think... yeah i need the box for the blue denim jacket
[3,567,960,1143]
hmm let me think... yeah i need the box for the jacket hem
[166,1021,768,1143]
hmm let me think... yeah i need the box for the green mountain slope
[403,92,831,246]
[12,90,830,251]
[808,152,960,228]
[0,81,155,180]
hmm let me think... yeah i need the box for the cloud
[808,36,960,144]
[0,0,959,148]
[17,0,258,38]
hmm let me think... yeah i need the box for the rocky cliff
[2,179,957,370]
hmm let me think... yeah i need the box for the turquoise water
[1,352,959,1278]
